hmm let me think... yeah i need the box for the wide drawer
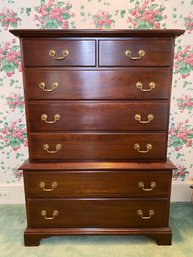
[24,69,171,100]
[24,170,171,198]
[28,101,168,132]
[22,39,96,66]
[27,199,168,228]
[29,133,167,161]
[99,39,173,66]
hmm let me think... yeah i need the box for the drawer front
[29,133,167,161]
[99,39,173,66]
[27,199,168,228]
[24,170,171,198]
[28,102,168,132]
[24,69,171,100]
[22,40,96,66]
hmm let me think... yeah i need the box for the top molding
[10,29,185,38]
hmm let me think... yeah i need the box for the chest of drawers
[10,29,184,246]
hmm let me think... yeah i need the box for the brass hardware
[134,143,152,153]
[41,114,60,124]
[136,81,156,92]
[125,49,145,60]
[39,181,58,192]
[135,114,154,124]
[43,144,62,154]
[41,210,59,220]
[49,49,69,60]
[138,181,157,191]
[137,209,155,219]
[39,82,58,92]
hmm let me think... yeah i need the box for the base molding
[24,227,172,246]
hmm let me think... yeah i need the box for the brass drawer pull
[49,49,69,60]
[135,114,154,124]
[41,210,59,220]
[134,143,152,153]
[125,49,145,60]
[41,114,60,124]
[39,181,58,191]
[39,82,58,92]
[136,81,155,92]
[138,181,156,191]
[137,209,155,220]
[43,144,62,154]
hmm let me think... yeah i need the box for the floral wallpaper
[0,0,193,184]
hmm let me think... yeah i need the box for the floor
[0,203,193,257]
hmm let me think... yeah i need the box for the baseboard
[0,182,192,204]
[170,182,192,202]
[0,183,25,204]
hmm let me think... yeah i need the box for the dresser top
[10,29,185,38]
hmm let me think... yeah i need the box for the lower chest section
[24,168,172,229]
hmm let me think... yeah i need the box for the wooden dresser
[10,29,184,246]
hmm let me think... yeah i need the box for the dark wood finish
[24,69,171,100]
[10,29,185,38]
[24,227,172,246]
[24,233,42,246]
[99,39,173,67]
[27,198,168,228]
[20,159,176,171]
[29,133,167,161]
[22,39,96,67]
[10,29,184,246]
[28,101,168,131]
[23,227,172,246]
[24,170,171,198]
[151,233,172,245]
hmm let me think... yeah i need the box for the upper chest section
[21,37,173,67]
[10,29,184,68]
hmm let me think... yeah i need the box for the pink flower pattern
[0,39,21,77]
[184,13,193,34]
[0,7,21,30]
[169,120,193,151]
[127,0,167,29]
[0,120,28,151]
[34,0,75,29]
[173,165,189,181]
[174,45,193,78]
[6,93,24,112]
[177,95,193,113]
[92,10,115,29]
[13,170,23,181]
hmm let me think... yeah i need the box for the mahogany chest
[10,29,184,246]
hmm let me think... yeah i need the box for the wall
[0,0,193,202]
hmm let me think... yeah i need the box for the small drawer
[29,132,167,161]
[27,199,168,228]
[24,170,171,198]
[24,68,171,100]
[27,101,168,132]
[22,39,96,67]
[99,39,173,67]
